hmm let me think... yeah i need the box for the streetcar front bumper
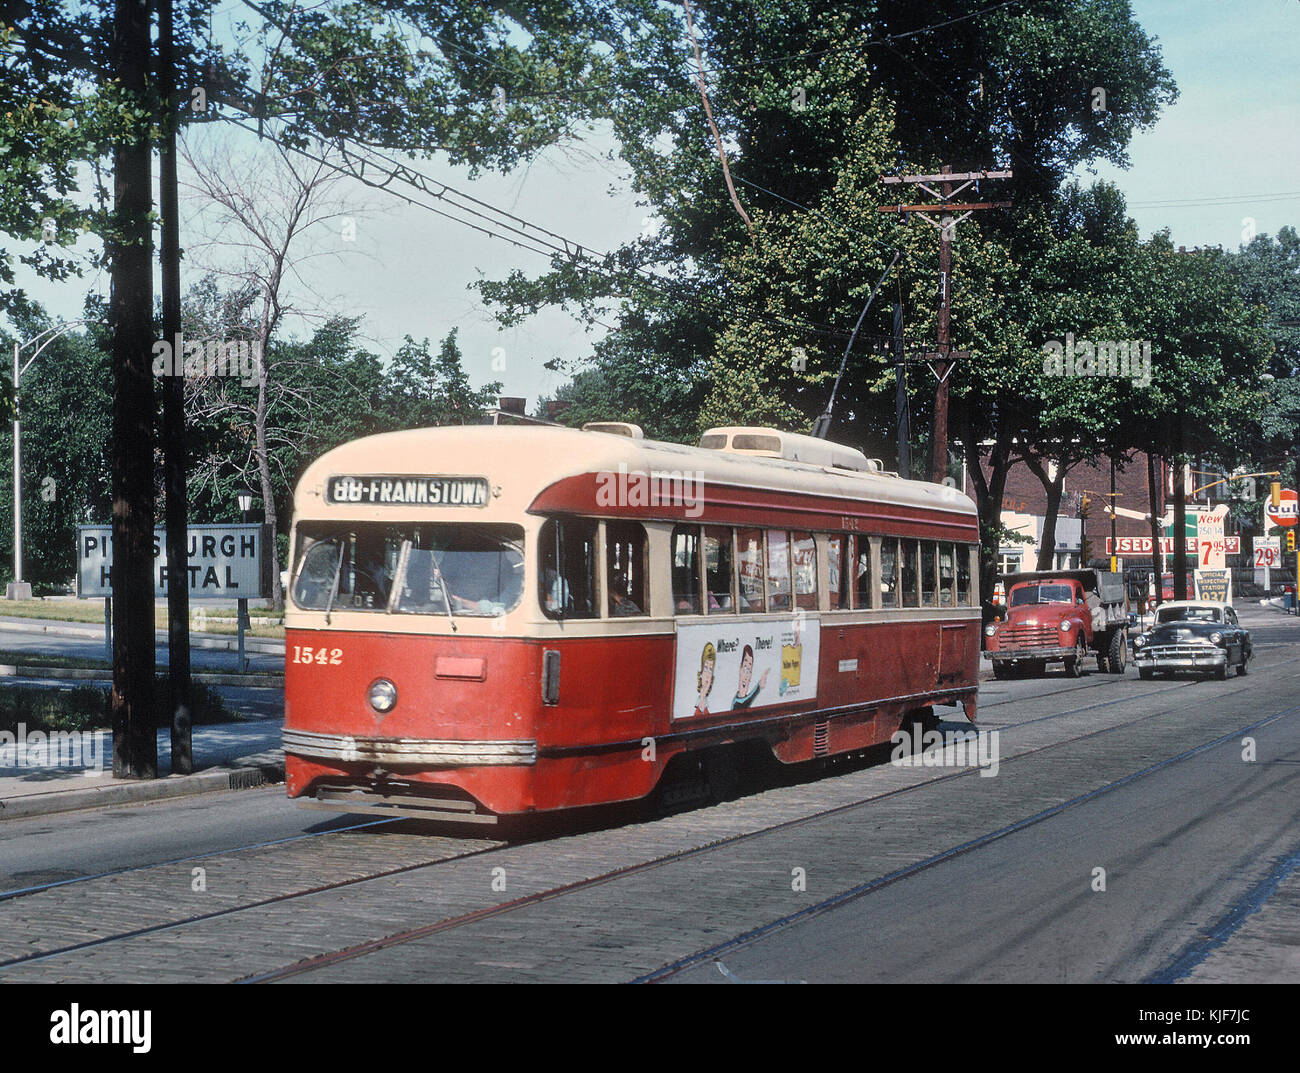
[283,728,538,767]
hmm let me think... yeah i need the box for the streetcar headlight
[1059,621,1072,633]
[368,678,398,713]
[984,624,997,637]
[1210,631,1223,644]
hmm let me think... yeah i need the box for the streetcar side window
[766,530,792,612]
[921,541,938,607]
[607,521,647,617]
[958,545,973,605]
[880,538,899,608]
[828,535,850,610]
[792,531,817,611]
[939,543,956,607]
[704,526,735,613]
[736,528,764,613]
[900,538,920,608]
[539,517,598,619]
[854,536,873,609]
[672,525,702,613]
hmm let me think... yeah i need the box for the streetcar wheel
[1108,630,1127,674]
[1065,638,1086,677]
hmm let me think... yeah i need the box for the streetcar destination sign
[326,475,489,507]
[77,524,270,599]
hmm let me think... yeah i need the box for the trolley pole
[880,166,1012,484]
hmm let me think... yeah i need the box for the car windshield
[1156,606,1221,624]
[1008,583,1075,607]
[292,523,525,616]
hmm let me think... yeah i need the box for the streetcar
[282,422,981,823]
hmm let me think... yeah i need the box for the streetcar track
[636,699,1300,983]
[231,668,1292,983]
[5,647,1294,977]
[0,814,403,902]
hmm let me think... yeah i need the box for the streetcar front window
[291,523,525,616]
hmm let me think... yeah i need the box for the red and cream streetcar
[283,422,981,822]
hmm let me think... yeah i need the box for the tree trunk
[964,408,1013,623]
[1147,451,1163,608]
[109,0,156,778]
[1022,454,1066,571]
[159,0,192,775]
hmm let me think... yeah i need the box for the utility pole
[880,166,1012,484]
[110,0,157,778]
[159,0,193,775]
[893,302,909,478]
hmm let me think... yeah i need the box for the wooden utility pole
[880,166,1012,484]
[159,0,193,774]
[110,0,157,778]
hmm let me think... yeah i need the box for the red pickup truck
[985,569,1129,678]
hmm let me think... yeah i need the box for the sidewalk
[0,718,285,821]
[0,614,284,655]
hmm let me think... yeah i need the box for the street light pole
[8,320,100,600]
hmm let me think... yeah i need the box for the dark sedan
[1131,601,1251,680]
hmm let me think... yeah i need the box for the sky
[12,0,1300,411]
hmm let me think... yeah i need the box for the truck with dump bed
[984,569,1128,678]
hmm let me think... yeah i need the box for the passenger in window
[609,567,642,616]
[543,567,571,614]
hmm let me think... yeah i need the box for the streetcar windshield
[1008,583,1075,606]
[292,523,525,616]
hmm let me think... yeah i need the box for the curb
[0,665,282,687]
[0,756,286,821]
[0,618,284,654]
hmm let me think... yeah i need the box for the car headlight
[1134,635,1145,647]
[367,678,398,713]
[984,624,997,637]
[1059,621,1072,633]
[1210,631,1222,644]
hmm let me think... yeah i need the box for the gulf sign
[1267,488,1298,528]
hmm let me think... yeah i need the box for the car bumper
[1133,646,1227,670]
[989,646,1077,662]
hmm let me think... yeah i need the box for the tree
[384,330,502,428]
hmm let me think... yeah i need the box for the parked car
[1131,601,1251,680]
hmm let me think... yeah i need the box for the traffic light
[1079,494,1091,517]
[1272,481,1282,509]
[1288,530,1296,554]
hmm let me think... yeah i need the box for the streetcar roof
[291,424,976,523]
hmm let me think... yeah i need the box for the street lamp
[8,320,102,600]
[234,490,258,671]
